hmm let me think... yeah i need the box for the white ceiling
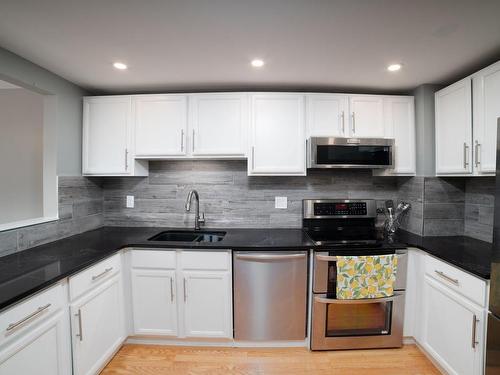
[0,80,20,90]
[1,0,499,94]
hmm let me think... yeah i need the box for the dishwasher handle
[235,253,306,261]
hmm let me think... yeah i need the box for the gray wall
[0,89,44,224]
[0,177,103,257]
[413,84,441,177]
[103,161,400,228]
[0,47,87,175]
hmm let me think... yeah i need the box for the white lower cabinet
[421,275,484,375]
[0,284,71,375]
[409,253,488,375]
[129,249,232,340]
[131,269,177,336]
[70,271,126,375]
[182,271,232,338]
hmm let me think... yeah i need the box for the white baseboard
[125,336,308,348]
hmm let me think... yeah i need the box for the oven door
[311,292,405,350]
[313,250,408,294]
[308,137,394,169]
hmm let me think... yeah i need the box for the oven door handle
[316,252,406,263]
[315,254,339,262]
[315,292,403,305]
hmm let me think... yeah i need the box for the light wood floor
[101,344,441,375]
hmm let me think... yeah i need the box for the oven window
[325,302,392,337]
[316,145,391,166]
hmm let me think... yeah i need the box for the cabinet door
[249,94,306,175]
[384,97,416,174]
[131,269,177,336]
[473,61,500,174]
[349,96,385,137]
[306,94,348,137]
[134,95,187,157]
[83,96,131,174]
[182,271,232,338]
[71,275,125,375]
[0,311,71,375]
[190,94,248,157]
[435,78,473,174]
[421,275,484,375]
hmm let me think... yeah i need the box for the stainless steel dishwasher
[233,251,308,341]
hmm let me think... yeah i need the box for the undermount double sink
[148,230,226,243]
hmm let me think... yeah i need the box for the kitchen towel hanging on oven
[336,255,398,299]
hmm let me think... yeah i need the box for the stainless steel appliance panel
[308,137,395,169]
[233,251,308,341]
[313,250,408,294]
[490,119,500,318]
[487,313,500,374]
[311,291,405,350]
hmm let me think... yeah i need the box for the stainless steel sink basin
[148,230,226,243]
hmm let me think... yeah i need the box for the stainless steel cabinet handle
[351,112,356,134]
[475,141,481,167]
[340,111,345,134]
[435,270,459,286]
[472,314,479,349]
[183,278,187,302]
[192,129,195,152]
[124,149,129,170]
[6,303,51,332]
[236,253,306,261]
[75,309,83,341]
[463,142,469,169]
[170,277,174,302]
[181,129,184,152]
[92,267,113,281]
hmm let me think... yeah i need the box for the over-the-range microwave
[307,137,395,169]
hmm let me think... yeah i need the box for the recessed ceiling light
[251,59,265,68]
[387,63,402,72]
[113,62,128,70]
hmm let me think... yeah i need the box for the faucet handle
[198,212,206,226]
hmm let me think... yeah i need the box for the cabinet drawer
[69,253,121,301]
[130,250,176,269]
[425,255,487,306]
[180,251,230,270]
[0,283,64,346]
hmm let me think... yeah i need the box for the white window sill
[0,216,59,233]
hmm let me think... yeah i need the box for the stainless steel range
[303,199,408,351]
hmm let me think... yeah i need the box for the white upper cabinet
[249,94,306,176]
[306,94,349,137]
[383,97,416,175]
[473,61,500,174]
[83,96,147,176]
[349,95,385,137]
[190,93,248,157]
[435,77,473,175]
[133,95,188,157]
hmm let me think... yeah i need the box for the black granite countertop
[0,226,492,311]
[394,230,493,279]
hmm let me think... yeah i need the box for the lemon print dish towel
[336,255,398,299]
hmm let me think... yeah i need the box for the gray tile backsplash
[0,176,104,257]
[464,177,495,242]
[1,163,496,259]
[103,161,400,228]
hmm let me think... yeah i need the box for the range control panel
[313,202,367,216]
